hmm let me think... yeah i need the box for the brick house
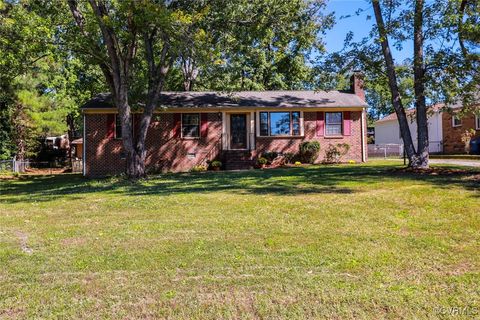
[442,106,480,154]
[374,104,480,154]
[81,74,368,177]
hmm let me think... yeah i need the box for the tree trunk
[12,102,26,162]
[413,0,429,168]
[372,0,419,167]
[181,56,198,91]
[66,113,76,161]
[115,94,145,179]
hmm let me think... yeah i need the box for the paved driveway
[429,159,480,167]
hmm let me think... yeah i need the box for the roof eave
[82,105,367,113]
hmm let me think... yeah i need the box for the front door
[230,114,247,149]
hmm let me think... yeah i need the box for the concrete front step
[223,150,254,170]
[224,164,253,170]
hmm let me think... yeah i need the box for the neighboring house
[70,138,83,159]
[374,104,480,154]
[81,74,368,177]
[44,135,70,151]
[442,106,480,154]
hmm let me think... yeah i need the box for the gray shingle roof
[82,91,367,109]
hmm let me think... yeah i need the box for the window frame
[114,114,122,139]
[324,112,343,137]
[114,114,134,140]
[452,114,462,127]
[181,113,201,138]
[257,111,302,137]
[476,115,480,130]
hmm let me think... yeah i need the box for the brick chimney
[350,71,365,102]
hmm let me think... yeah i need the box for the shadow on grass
[0,163,479,204]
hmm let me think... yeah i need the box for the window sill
[181,137,201,140]
[257,135,304,139]
[324,135,344,139]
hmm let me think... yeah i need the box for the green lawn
[0,161,479,319]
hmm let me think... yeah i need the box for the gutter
[82,113,86,176]
[361,109,367,162]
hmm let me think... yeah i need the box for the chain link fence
[368,141,444,159]
[0,157,82,174]
[368,144,404,159]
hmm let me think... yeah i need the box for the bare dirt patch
[61,237,87,247]
[15,231,33,254]
[23,167,68,175]
[0,175,17,180]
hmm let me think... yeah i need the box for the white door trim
[225,112,250,150]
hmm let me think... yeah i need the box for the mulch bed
[391,167,476,176]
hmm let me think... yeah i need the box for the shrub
[323,143,350,164]
[262,152,278,163]
[211,160,222,168]
[294,161,302,166]
[257,157,268,165]
[298,141,321,164]
[283,152,296,164]
[190,165,207,172]
[461,129,476,154]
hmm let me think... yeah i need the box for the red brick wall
[442,110,480,154]
[84,114,126,177]
[85,110,366,176]
[85,112,222,177]
[255,111,365,163]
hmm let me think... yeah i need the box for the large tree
[64,0,332,178]
[372,0,427,167]
[317,0,478,168]
[0,0,81,161]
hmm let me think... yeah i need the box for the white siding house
[374,106,443,153]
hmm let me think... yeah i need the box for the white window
[325,112,343,136]
[181,113,200,138]
[258,111,301,136]
[452,114,462,127]
[475,115,480,130]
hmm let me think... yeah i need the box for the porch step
[223,150,254,170]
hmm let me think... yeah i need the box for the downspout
[361,108,367,162]
[82,113,86,176]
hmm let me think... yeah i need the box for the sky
[323,0,413,63]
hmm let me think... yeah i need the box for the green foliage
[323,143,350,164]
[190,165,207,172]
[210,160,222,168]
[262,152,278,163]
[283,152,296,164]
[191,0,334,91]
[299,141,321,164]
[0,93,14,160]
[257,157,268,165]
[0,0,107,160]
[315,0,479,119]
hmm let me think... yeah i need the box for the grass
[0,161,479,319]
